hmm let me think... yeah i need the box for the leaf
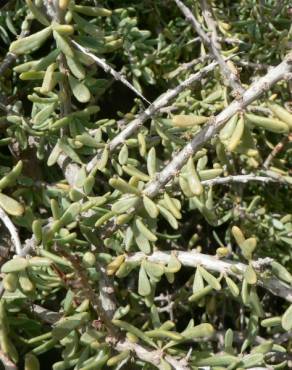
[157,205,178,229]
[163,193,181,219]
[261,316,281,328]
[2,257,28,273]
[245,113,288,133]
[138,265,151,296]
[112,320,156,348]
[109,177,140,195]
[193,267,204,293]
[73,5,112,17]
[231,225,245,246]
[225,276,239,297]
[249,287,264,317]
[107,255,125,276]
[107,350,130,367]
[143,260,164,280]
[198,266,221,290]
[118,144,128,165]
[19,270,35,293]
[135,218,157,242]
[146,329,183,341]
[269,103,292,129]
[55,202,81,230]
[165,252,181,273]
[172,115,208,127]
[24,353,40,370]
[0,193,24,216]
[122,164,149,182]
[0,160,23,190]
[68,75,91,103]
[189,285,213,302]
[281,304,292,331]
[112,195,139,214]
[147,147,157,178]
[182,323,214,339]
[240,237,257,260]
[271,261,292,284]
[95,147,109,171]
[143,196,159,218]
[186,157,203,195]
[9,27,52,54]
[240,353,264,367]
[227,115,245,151]
[26,0,50,26]
[58,137,82,164]
[52,313,90,340]
[2,273,18,292]
[53,30,74,58]
[244,264,257,285]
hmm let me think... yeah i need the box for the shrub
[0,0,291,369]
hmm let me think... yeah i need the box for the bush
[0,0,291,369]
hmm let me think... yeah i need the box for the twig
[263,133,292,169]
[187,36,247,46]
[0,207,22,255]
[236,60,271,71]
[200,0,219,48]
[29,304,61,324]
[0,15,31,76]
[143,55,292,199]
[56,246,118,335]
[71,40,151,105]
[166,54,210,79]
[125,251,292,302]
[87,59,219,171]
[115,339,191,370]
[200,174,286,187]
[174,0,244,93]
[0,349,17,370]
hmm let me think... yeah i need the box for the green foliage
[0,0,291,369]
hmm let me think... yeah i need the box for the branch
[166,54,210,79]
[71,40,151,105]
[125,251,292,302]
[0,207,22,255]
[29,304,61,324]
[174,0,244,93]
[143,55,292,199]
[0,15,31,76]
[0,349,17,370]
[87,59,219,171]
[263,133,292,169]
[200,174,287,187]
[236,60,271,71]
[115,339,191,370]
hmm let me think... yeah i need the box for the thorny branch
[71,40,151,105]
[0,349,17,370]
[200,174,288,187]
[263,133,292,169]
[87,59,220,172]
[115,339,191,370]
[143,54,292,199]
[0,15,31,76]
[174,0,244,93]
[0,207,22,256]
[125,251,292,303]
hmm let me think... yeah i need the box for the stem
[87,59,219,171]
[143,55,292,199]
[174,0,244,93]
[125,251,292,302]
[71,40,151,104]
[0,207,22,255]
